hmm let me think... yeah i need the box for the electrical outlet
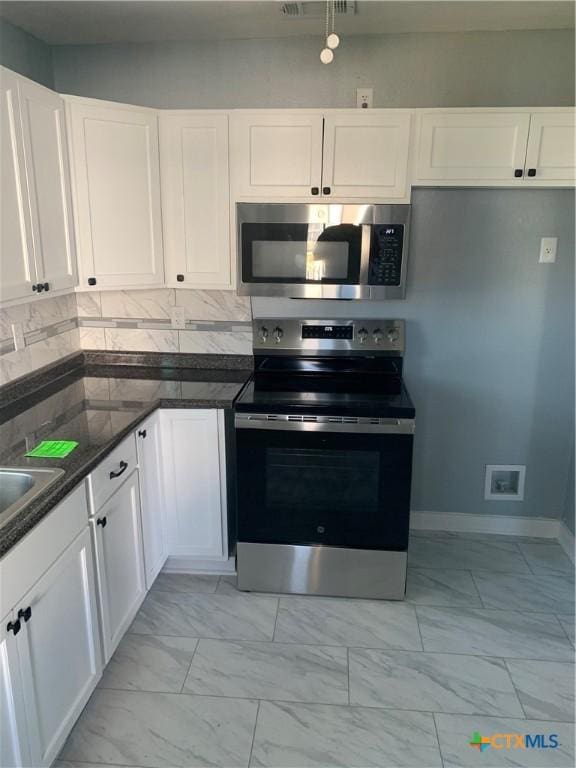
[170,307,186,330]
[539,237,558,263]
[356,88,373,109]
[11,322,25,351]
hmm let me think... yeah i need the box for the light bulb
[327,33,340,50]
[320,47,334,64]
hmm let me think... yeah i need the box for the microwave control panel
[369,225,404,286]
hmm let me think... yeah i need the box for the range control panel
[254,319,405,354]
[369,225,404,287]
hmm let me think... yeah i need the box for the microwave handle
[359,225,372,285]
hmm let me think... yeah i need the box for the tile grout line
[179,639,201,694]
[247,700,261,768]
[515,541,537,575]
[413,604,426,652]
[431,713,445,768]
[556,614,576,647]
[467,569,486,608]
[271,597,281,642]
[501,658,530,720]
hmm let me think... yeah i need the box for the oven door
[235,417,414,551]
[238,205,372,299]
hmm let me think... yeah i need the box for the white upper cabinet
[322,111,411,198]
[414,111,531,183]
[66,98,164,289]
[525,111,575,182]
[231,112,323,198]
[160,409,227,562]
[18,77,77,293]
[0,68,35,302]
[160,112,232,287]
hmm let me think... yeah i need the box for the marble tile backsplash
[0,289,253,386]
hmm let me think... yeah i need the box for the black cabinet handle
[96,516,107,528]
[527,168,537,177]
[17,607,31,623]
[109,460,128,479]
[138,429,147,438]
[88,277,97,286]
[7,619,21,635]
[323,186,331,195]
[514,169,524,178]
[32,283,46,293]
[176,274,184,282]
[311,187,319,195]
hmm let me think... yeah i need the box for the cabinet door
[66,98,164,288]
[525,111,576,182]
[160,409,226,560]
[18,77,77,292]
[92,471,145,662]
[415,112,530,182]
[15,528,101,768]
[322,111,411,198]
[1,612,30,768]
[231,112,323,198]
[136,414,167,588]
[0,68,36,301]
[161,112,232,287]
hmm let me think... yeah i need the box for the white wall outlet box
[539,237,558,263]
[484,465,526,501]
[170,307,186,330]
[356,88,373,109]
[11,322,25,351]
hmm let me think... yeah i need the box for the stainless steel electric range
[234,318,415,600]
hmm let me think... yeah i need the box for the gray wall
[562,440,575,534]
[52,29,574,108]
[0,18,53,87]
[253,189,575,521]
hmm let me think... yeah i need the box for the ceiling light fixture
[320,0,340,64]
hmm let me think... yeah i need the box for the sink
[0,468,65,530]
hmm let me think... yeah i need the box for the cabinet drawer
[87,434,137,514]
[0,484,88,618]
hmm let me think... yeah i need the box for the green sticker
[25,440,79,458]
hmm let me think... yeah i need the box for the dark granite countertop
[0,352,253,558]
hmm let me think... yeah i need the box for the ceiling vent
[280,2,357,19]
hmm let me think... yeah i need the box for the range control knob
[387,327,400,344]
[373,328,384,344]
[259,326,269,342]
[357,328,368,343]
[273,326,284,344]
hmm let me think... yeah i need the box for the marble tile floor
[58,532,575,768]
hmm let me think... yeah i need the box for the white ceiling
[0,1,573,45]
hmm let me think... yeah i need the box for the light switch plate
[170,306,186,330]
[11,322,25,351]
[539,237,558,263]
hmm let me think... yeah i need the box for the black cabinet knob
[17,606,32,623]
[323,186,331,195]
[527,168,537,177]
[42,282,50,292]
[96,516,107,528]
[88,277,97,286]
[311,187,319,195]
[7,619,21,635]
[32,284,39,292]
[138,429,147,438]
[514,169,524,178]
[176,274,185,282]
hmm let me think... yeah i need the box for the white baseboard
[558,521,576,564]
[164,555,236,575]
[410,510,561,539]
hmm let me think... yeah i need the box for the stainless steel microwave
[237,203,410,300]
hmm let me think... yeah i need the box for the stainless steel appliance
[237,203,410,299]
[234,318,415,600]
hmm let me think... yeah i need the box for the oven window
[242,222,363,284]
[252,241,349,281]
[266,447,379,514]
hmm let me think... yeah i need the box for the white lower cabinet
[91,470,146,662]
[136,413,167,588]
[1,611,30,768]
[16,528,101,767]
[160,409,228,562]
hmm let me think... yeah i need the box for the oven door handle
[234,414,415,434]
